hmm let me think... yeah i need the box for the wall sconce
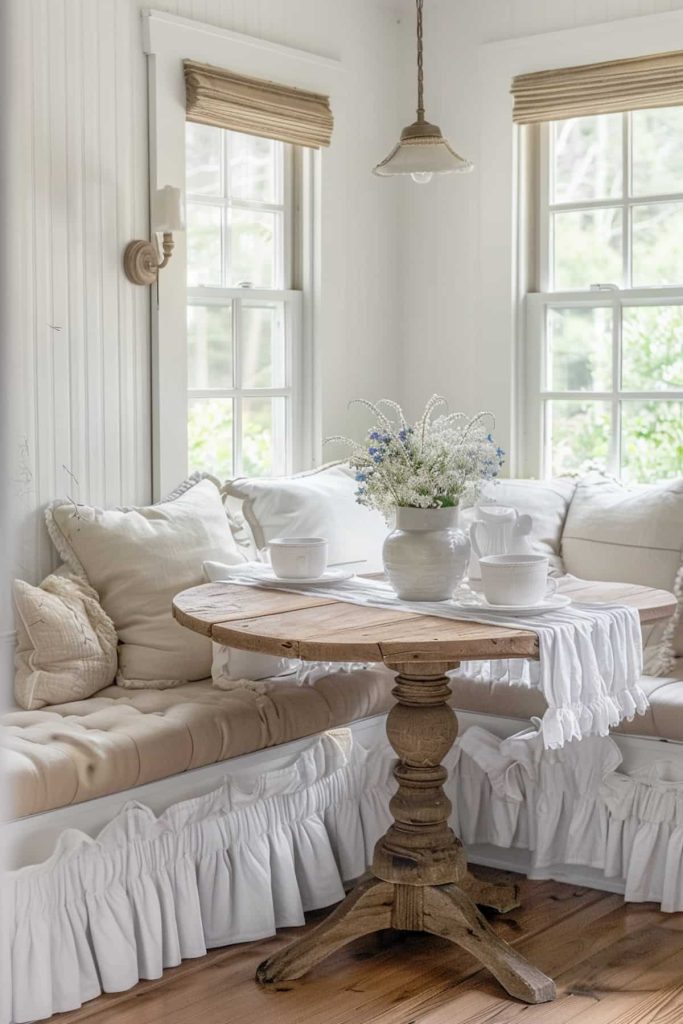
[123,186,185,285]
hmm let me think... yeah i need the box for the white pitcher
[468,506,534,579]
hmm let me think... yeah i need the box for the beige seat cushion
[1,667,397,820]
[448,660,683,742]
[6,660,681,822]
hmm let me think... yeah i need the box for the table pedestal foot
[460,870,520,913]
[256,878,554,1004]
[423,883,555,1003]
[256,875,393,986]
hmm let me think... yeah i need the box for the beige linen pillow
[45,476,244,687]
[13,574,118,709]
[562,475,683,673]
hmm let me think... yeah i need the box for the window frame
[523,114,683,481]
[144,10,340,498]
[185,130,302,478]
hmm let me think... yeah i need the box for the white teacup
[269,537,328,580]
[479,554,558,607]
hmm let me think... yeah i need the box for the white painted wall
[396,0,683,460]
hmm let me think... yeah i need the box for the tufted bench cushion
[1,667,397,820]
[447,659,683,740]
[6,659,683,822]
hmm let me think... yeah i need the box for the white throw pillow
[13,574,118,709]
[223,463,389,572]
[562,475,683,671]
[45,476,244,687]
[459,477,577,574]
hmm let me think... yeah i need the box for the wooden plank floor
[57,868,683,1024]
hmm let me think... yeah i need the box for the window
[185,124,301,479]
[526,107,683,483]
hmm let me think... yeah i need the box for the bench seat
[1,667,396,820]
[3,660,682,821]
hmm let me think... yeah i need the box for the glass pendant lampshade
[374,0,473,183]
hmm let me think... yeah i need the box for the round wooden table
[173,577,676,1005]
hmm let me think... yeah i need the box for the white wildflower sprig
[327,395,505,520]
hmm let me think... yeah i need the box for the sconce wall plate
[124,232,175,286]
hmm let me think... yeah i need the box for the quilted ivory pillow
[13,574,118,709]
[223,463,389,571]
[45,476,244,687]
[562,475,683,673]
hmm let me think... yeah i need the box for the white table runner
[211,564,646,750]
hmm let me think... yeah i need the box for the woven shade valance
[184,60,333,148]
[511,50,683,124]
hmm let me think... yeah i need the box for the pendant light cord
[416,0,425,121]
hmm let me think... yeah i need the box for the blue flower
[369,430,382,441]
[355,471,367,482]
[372,453,383,464]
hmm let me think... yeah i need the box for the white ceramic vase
[382,506,470,601]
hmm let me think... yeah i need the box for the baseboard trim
[468,843,627,897]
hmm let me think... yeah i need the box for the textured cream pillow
[45,476,244,687]
[562,475,683,672]
[13,574,117,709]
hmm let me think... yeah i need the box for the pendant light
[374,0,472,183]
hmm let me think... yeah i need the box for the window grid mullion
[222,131,230,290]
[611,294,622,476]
[233,297,242,475]
[622,111,631,290]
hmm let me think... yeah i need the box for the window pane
[632,106,683,197]
[621,400,683,484]
[227,209,280,288]
[632,201,683,286]
[241,304,286,388]
[553,208,622,289]
[187,305,233,389]
[187,202,221,286]
[547,307,612,391]
[622,306,683,391]
[546,400,611,476]
[552,114,622,203]
[186,123,222,197]
[242,397,287,476]
[228,131,282,203]
[188,398,233,480]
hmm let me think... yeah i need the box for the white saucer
[258,568,355,587]
[451,593,572,616]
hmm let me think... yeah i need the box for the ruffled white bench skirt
[3,722,683,1024]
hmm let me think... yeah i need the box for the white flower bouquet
[329,395,505,521]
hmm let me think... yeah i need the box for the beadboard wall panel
[5,0,404,602]
[6,0,150,597]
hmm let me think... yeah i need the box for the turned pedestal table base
[255,660,555,1004]
[173,578,675,1006]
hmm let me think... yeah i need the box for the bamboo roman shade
[184,60,333,148]
[511,50,683,124]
